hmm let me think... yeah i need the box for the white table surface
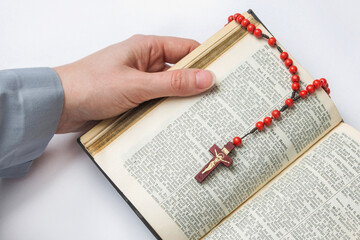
[1,1,360,239]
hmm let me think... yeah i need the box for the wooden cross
[195,142,235,183]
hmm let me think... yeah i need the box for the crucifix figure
[195,142,235,183]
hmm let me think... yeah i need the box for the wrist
[53,65,77,133]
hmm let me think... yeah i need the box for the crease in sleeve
[0,67,64,178]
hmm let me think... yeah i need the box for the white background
[0,1,359,239]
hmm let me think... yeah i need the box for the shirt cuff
[0,67,64,178]
[0,161,33,178]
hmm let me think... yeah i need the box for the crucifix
[195,142,235,183]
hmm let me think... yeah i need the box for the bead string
[226,13,331,147]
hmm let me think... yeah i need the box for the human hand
[54,35,215,133]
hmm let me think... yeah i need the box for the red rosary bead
[289,65,297,74]
[280,52,288,61]
[254,28,262,38]
[284,58,293,68]
[228,15,234,22]
[233,136,242,146]
[291,82,300,91]
[299,90,308,98]
[241,19,250,28]
[323,82,329,89]
[313,79,321,89]
[272,110,281,120]
[285,98,294,107]
[291,74,300,82]
[263,117,272,126]
[268,37,276,47]
[236,15,245,24]
[247,24,255,33]
[306,84,315,94]
[233,13,241,21]
[320,78,327,87]
[256,121,265,131]
[326,88,330,94]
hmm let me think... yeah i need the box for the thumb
[143,69,215,99]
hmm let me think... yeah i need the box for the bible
[78,10,360,239]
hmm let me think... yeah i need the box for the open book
[78,10,360,239]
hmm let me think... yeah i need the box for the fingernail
[196,70,215,89]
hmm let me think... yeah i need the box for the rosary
[195,13,330,183]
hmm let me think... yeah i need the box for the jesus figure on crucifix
[195,142,235,183]
[201,149,230,174]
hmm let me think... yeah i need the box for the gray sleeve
[0,68,64,178]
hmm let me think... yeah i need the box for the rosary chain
[227,13,330,146]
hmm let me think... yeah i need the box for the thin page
[204,123,360,239]
[93,24,341,240]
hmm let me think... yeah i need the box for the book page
[93,24,342,240]
[204,123,360,239]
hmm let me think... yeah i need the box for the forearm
[0,68,64,177]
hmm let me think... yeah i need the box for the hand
[54,35,215,133]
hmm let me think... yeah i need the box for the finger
[150,36,200,64]
[139,69,215,100]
